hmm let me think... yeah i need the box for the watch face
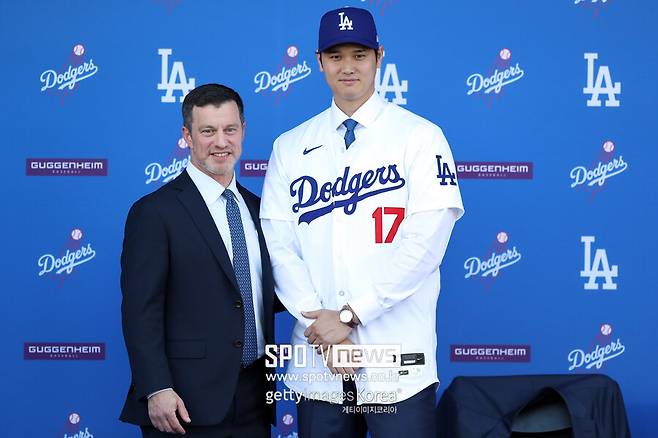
[340,310,353,323]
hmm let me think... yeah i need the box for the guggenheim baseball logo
[241,160,268,177]
[26,158,107,176]
[451,345,531,362]
[457,161,533,180]
[24,342,105,360]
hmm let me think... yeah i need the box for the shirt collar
[186,161,239,206]
[330,91,386,131]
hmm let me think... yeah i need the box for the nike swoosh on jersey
[303,145,323,155]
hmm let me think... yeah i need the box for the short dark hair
[182,83,244,130]
[317,47,379,66]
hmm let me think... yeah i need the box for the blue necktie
[343,119,358,149]
[222,189,258,366]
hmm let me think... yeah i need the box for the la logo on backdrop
[144,136,191,185]
[158,48,195,103]
[580,235,618,290]
[253,45,313,106]
[583,52,621,107]
[570,139,627,198]
[567,323,625,372]
[466,48,525,108]
[40,43,99,104]
[464,231,522,290]
[37,228,97,286]
[376,62,408,105]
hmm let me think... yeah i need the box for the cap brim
[318,36,379,52]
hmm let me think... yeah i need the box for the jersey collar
[330,91,386,132]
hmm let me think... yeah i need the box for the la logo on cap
[338,11,353,30]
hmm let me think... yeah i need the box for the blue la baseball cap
[318,7,379,52]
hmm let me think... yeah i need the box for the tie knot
[222,188,236,202]
[343,119,358,131]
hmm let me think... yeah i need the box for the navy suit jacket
[119,170,276,426]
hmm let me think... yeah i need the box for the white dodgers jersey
[261,92,464,404]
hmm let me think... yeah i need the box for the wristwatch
[339,305,357,328]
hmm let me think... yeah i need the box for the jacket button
[234,300,243,309]
[233,340,243,348]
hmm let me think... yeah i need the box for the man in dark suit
[120,84,276,437]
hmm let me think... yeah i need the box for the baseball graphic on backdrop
[601,323,612,336]
[287,45,298,58]
[73,44,85,56]
[497,231,508,243]
[177,137,188,149]
[603,140,615,153]
[71,229,83,241]
[282,413,294,425]
[69,413,80,424]
[499,48,511,60]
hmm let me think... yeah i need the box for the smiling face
[182,100,244,187]
[317,43,383,116]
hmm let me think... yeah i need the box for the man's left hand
[302,309,351,346]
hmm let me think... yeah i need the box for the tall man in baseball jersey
[260,6,464,438]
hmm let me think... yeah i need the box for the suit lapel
[174,171,240,294]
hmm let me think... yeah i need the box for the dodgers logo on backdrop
[376,63,408,105]
[581,235,618,290]
[145,136,190,185]
[58,411,95,438]
[158,48,195,103]
[290,164,406,225]
[273,413,297,438]
[568,323,625,371]
[467,48,525,102]
[570,140,627,193]
[37,228,96,278]
[464,231,522,282]
[584,53,621,107]
[40,44,99,99]
[574,0,611,17]
[254,45,312,100]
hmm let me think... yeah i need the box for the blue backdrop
[2,0,656,436]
